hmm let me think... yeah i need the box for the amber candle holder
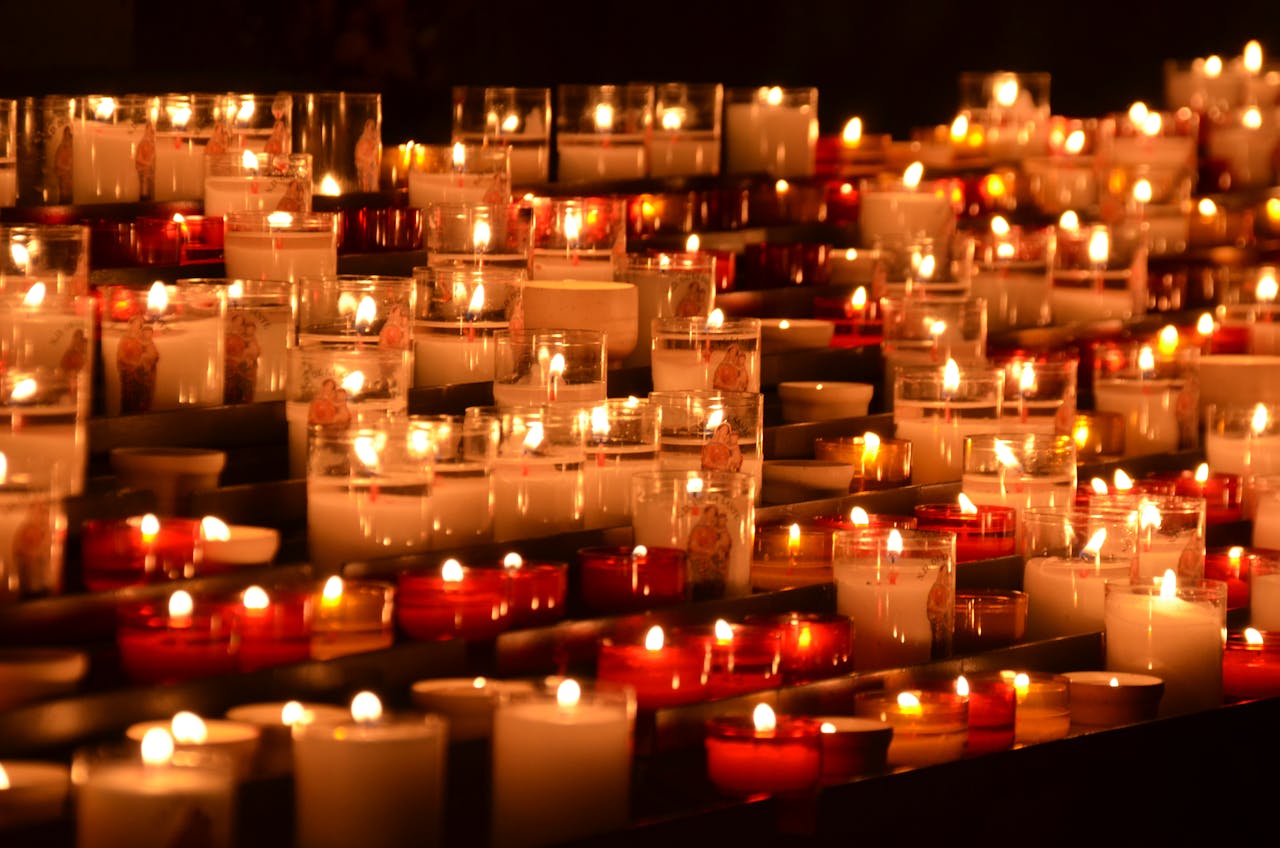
[1069,412,1126,463]
[813,435,912,492]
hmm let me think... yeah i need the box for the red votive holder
[810,510,917,533]
[1074,475,1175,506]
[81,516,203,591]
[596,624,710,710]
[1161,469,1243,525]
[227,586,314,672]
[750,525,834,591]
[1223,629,1280,701]
[673,622,784,699]
[745,612,852,683]
[1204,546,1256,610]
[577,546,686,615]
[815,716,892,781]
[958,672,1016,756]
[954,590,1028,654]
[116,591,237,684]
[396,563,512,641]
[704,706,822,796]
[497,556,567,627]
[913,503,1016,562]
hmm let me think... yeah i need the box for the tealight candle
[814,717,892,781]
[858,167,957,250]
[650,314,762,393]
[650,389,764,504]
[745,612,853,683]
[224,701,349,778]
[396,560,512,642]
[956,673,1015,755]
[750,523,834,590]
[197,516,280,573]
[813,434,913,492]
[528,197,625,281]
[1203,546,1256,610]
[406,143,510,207]
[125,712,261,781]
[0,760,70,830]
[498,553,567,627]
[705,704,822,795]
[1092,342,1199,457]
[1091,494,1205,583]
[116,591,238,684]
[1069,412,1126,462]
[1222,628,1280,701]
[1062,671,1164,728]
[293,692,447,848]
[854,690,969,768]
[672,619,784,699]
[913,501,1016,562]
[555,85,651,181]
[1012,672,1072,744]
[411,266,517,389]
[893,361,1003,485]
[1251,554,1280,630]
[478,405,588,542]
[953,590,1028,654]
[310,577,395,660]
[597,625,711,709]
[230,585,314,672]
[577,545,687,614]
[222,211,338,282]
[410,677,538,742]
[961,433,1077,547]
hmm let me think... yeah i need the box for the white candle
[1205,431,1280,476]
[307,482,432,569]
[285,397,407,480]
[1092,378,1187,456]
[648,133,720,177]
[1252,571,1280,629]
[413,321,505,387]
[894,410,998,485]
[491,379,606,408]
[70,120,142,204]
[582,446,660,530]
[650,317,761,394]
[1254,492,1280,549]
[1049,273,1143,323]
[491,680,632,848]
[407,171,505,208]
[835,555,944,670]
[506,144,549,185]
[410,677,537,742]
[529,251,618,282]
[1023,556,1130,639]
[225,295,293,403]
[429,464,494,547]
[724,95,815,177]
[491,458,584,542]
[0,408,85,498]
[224,701,348,779]
[657,436,763,510]
[556,135,647,181]
[222,230,337,282]
[154,134,207,201]
[125,715,261,782]
[0,761,69,829]
[961,471,1076,539]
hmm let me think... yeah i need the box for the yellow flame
[820,722,837,734]
[753,702,777,732]
[1133,179,1152,204]
[1074,422,1091,450]
[227,281,244,300]
[593,102,614,132]
[765,87,784,107]
[563,210,582,243]
[146,281,169,315]
[1157,325,1180,357]
[1158,569,1178,599]
[775,179,790,195]
[171,712,208,745]
[472,219,492,251]
[687,476,704,495]
[548,353,566,378]
[862,431,881,462]
[1139,502,1163,532]
[242,149,259,171]
[1138,346,1156,374]
[1243,107,1263,130]
[632,544,648,558]
[994,440,1021,470]
[441,559,464,582]
[141,728,175,766]
[590,405,610,438]
[1245,40,1264,74]
[321,576,344,605]
[200,516,231,542]
[852,286,868,310]
[955,675,970,697]
[991,216,1011,237]
[1128,101,1149,128]
[10,379,36,403]
[1253,403,1270,434]
[714,619,734,643]
[943,358,961,393]
[1198,198,1218,217]
[1246,627,1265,645]
[1019,363,1037,394]
[0,764,9,790]
[1014,673,1031,699]
[1205,55,1224,78]
[94,97,116,120]
[1196,312,1215,336]
[1087,229,1110,265]
[140,514,161,540]
[1063,130,1086,154]
[242,586,270,610]
[168,590,193,618]
[958,493,978,514]
[281,701,307,726]
[686,234,700,253]
[1059,210,1080,232]
[318,174,342,197]
[503,552,523,570]
[266,211,294,228]
[451,142,466,169]
[994,75,1019,107]
[351,691,383,723]
[887,528,904,556]
[1114,469,1134,491]
[896,691,923,715]
[341,370,365,395]
[850,506,870,526]
[842,117,864,144]
[788,522,801,547]
[1083,528,1108,556]
[707,308,725,329]
[353,435,380,468]
[1091,477,1109,494]
[950,113,969,143]
[1257,271,1278,302]
[903,161,924,189]
[21,281,44,306]
[556,678,582,708]
[645,625,664,651]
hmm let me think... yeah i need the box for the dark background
[3,0,1279,141]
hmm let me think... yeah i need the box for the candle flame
[548,353,566,379]
[351,691,382,724]
[1198,198,1218,218]
[243,585,269,610]
[633,545,648,558]
[354,295,378,331]
[94,97,116,120]
[1083,528,1108,556]
[441,559,464,582]
[955,675,970,697]
[1128,101,1149,128]
[200,516,231,542]
[171,711,208,744]
[1133,179,1152,204]
[752,702,777,733]
[1195,463,1209,484]
[0,764,10,790]
[687,476,704,495]
[1245,40,1264,74]
[281,701,307,726]
[1157,325,1179,357]
[917,255,937,280]
[1114,469,1134,491]
[353,435,380,469]
[1205,55,1224,78]
[775,179,790,195]
[887,528,904,556]
[1229,546,1244,561]
[1139,502,1163,531]
[590,405,610,439]
[227,281,244,300]
[994,75,1019,108]
[714,618,734,643]
[168,590,193,619]
[556,678,582,708]
[1013,673,1031,699]
[1073,421,1091,450]
[1254,403,1270,434]
[140,513,161,540]
[472,220,492,251]
[473,677,487,689]
[852,286,868,310]
[593,102,614,132]
[994,440,1021,470]
[842,117,863,144]
[10,378,36,403]
[467,284,486,318]
[991,216,1011,237]
[1143,112,1163,136]
[1158,569,1178,599]
[521,421,545,454]
[1246,627,1265,645]
[1138,346,1156,374]
[503,552,523,571]
[661,108,684,131]
[958,493,978,514]
[341,370,365,395]
[1018,363,1037,394]
[242,149,259,171]
[1063,130,1086,154]
[21,281,44,306]
[903,161,924,189]
[686,234,700,253]
[1243,107,1263,130]
[1059,210,1080,232]
[862,431,881,462]
[645,625,665,651]
[451,142,466,169]
[318,175,342,197]
[563,210,582,243]
[1087,229,1110,264]
[996,242,1015,260]
[850,506,869,526]
[1258,271,1278,303]
[765,86,783,106]
[896,691,922,715]
[140,728,175,766]
[147,281,169,315]
[320,576,344,605]
[266,211,293,228]
[1091,477,1109,495]
[942,358,961,393]
[950,113,969,143]
[707,308,725,329]
[1109,677,1120,688]
[1196,312,1215,336]
[820,722,837,734]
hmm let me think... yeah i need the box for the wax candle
[854,690,968,768]
[297,275,416,347]
[953,590,1028,653]
[1092,343,1198,457]
[858,166,957,251]
[1104,574,1227,716]
[230,585,313,672]
[670,619,784,699]
[224,701,349,778]
[203,151,312,219]
[1202,546,1254,610]
[412,266,521,388]
[63,96,150,204]
[955,673,1015,755]
[893,361,1003,485]
[597,625,711,709]
[491,679,632,848]
[582,399,661,530]
[913,501,1016,562]
[705,704,822,795]
[1012,672,1072,744]
[0,760,69,830]
[1222,628,1280,701]
[196,516,279,573]
[815,717,892,781]
[1069,412,1126,462]
[810,508,917,533]
[310,576,395,660]
[1063,671,1164,728]
[75,729,236,848]
[481,406,587,542]
[410,677,537,742]
[746,612,853,683]
[649,83,722,177]
[750,523,834,590]
[397,560,512,641]
[724,86,817,177]
[1252,555,1280,630]
[406,143,509,207]
[1092,495,1205,583]
[1204,402,1280,478]
[408,414,495,548]
[498,553,567,627]
[222,211,338,282]
[813,434,913,492]
[961,433,1077,547]
[81,515,202,591]
[116,591,238,684]
[577,545,687,614]
[125,712,261,782]
[650,314,762,393]
[620,253,716,369]
[293,692,447,848]
[529,197,625,282]
[650,389,764,504]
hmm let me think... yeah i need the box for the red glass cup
[961,672,1016,756]
[499,560,568,627]
[396,566,512,641]
[1204,546,1256,610]
[672,623,783,699]
[815,717,891,781]
[1167,470,1242,525]
[597,628,710,710]
[578,546,686,615]
[809,511,917,533]
[704,713,822,795]
[116,594,238,684]
[81,516,202,591]
[226,586,314,672]
[913,503,1016,562]
[1223,629,1280,701]
[745,612,852,683]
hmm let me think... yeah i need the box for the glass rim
[1104,578,1227,601]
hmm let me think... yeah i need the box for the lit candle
[596,625,711,709]
[0,760,70,830]
[396,559,512,641]
[224,700,349,778]
[125,712,261,781]
[577,544,687,614]
[704,703,823,795]
[854,690,968,768]
[1063,671,1164,728]
[409,677,538,742]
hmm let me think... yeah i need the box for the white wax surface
[203,176,293,219]
[429,465,493,547]
[582,447,659,529]
[307,483,432,570]
[1105,591,1223,716]
[1255,493,1280,549]
[71,121,141,204]
[893,409,1000,485]
[285,399,406,479]
[529,251,618,282]
[631,485,752,596]
[154,136,206,201]
[1049,285,1139,324]
[407,171,499,208]
[962,472,1075,546]
[724,102,815,177]
[648,134,720,177]
[100,316,224,415]
[1252,573,1280,630]
[835,559,942,670]
[556,138,647,181]
[1093,379,1186,456]
[77,763,234,848]
[649,342,761,394]
[658,436,763,507]
[1204,431,1280,477]
[222,231,337,282]
[507,144,549,185]
[1023,556,1130,639]
[413,323,505,387]
[491,459,584,542]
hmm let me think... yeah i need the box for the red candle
[1223,628,1280,701]
[116,590,237,684]
[1210,322,1250,354]
[1075,471,1174,507]
[809,508,917,533]
[957,672,1016,755]
[396,560,512,641]
[745,612,852,683]
[704,704,822,795]
[954,590,1028,653]
[815,716,892,781]
[577,546,686,615]
[81,515,202,591]
[596,625,710,710]
[230,585,314,672]
[673,620,784,699]
[1162,466,1242,525]
[1204,546,1254,610]
[913,503,1016,562]
[498,553,567,627]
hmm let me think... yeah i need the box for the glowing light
[1133,179,1152,204]
[21,281,43,306]
[1157,325,1180,356]
[0,764,9,790]
[1087,229,1110,265]
[146,281,169,316]
[1246,627,1265,645]
[896,692,922,715]
[227,281,244,300]
[473,220,492,251]
[862,431,881,461]
[10,379,36,403]
[171,712,208,744]
[1114,469,1134,491]
[950,113,969,143]
[94,97,116,120]
[1245,40,1264,74]
[556,679,582,708]
[1063,130,1086,154]
[645,626,665,651]
[140,514,161,541]
[1140,502,1164,532]
[141,728,175,766]
[1194,463,1210,484]
[341,370,365,395]
[842,117,864,144]
[451,142,466,169]
[1257,271,1278,303]
[1083,528,1108,557]
[1128,101,1149,128]
[1243,107,1263,130]
[851,287,868,310]
[281,701,307,726]
[687,476,704,495]
[887,528,904,557]
[242,586,269,610]
[686,234,700,253]
[775,178,790,195]
[1091,477,1109,495]
[318,174,342,196]
[753,703,777,733]
[632,545,648,558]
[1059,210,1080,232]
[714,619,734,643]
[593,102,614,132]
[765,87,783,106]
[707,308,725,329]
[958,493,978,514]
[903,161,924,189]
[467,284,486,318]
[943,358,961,394]
[1197,312,1215,336]
[441,559,465,582]
[1138,346,1156,374]
[242,149,259,171]
[353,435,380,468]
[351,691,383,723]
[850,507,870,526]
[1142,112,1163,137]
[1073,421,1091,450]
[168,590,193,619]
[955,676,970,697]
[1014,673,1031,699]
[1019,363,1037,395]
[1158,569,1178,600]
[1198,198,1218,217]
[322,576,344,604]
[991,216,1011,237]
[200,516,231,542]
[994,75,1020,108]
[503,552,523,571]
[1252,403,1270,434]
[1205,55,1224,78]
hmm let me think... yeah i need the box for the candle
[0,647,87,711]
[293,692,447,848]
[1063,671,1164,728]
[810,507,917,533]
[1104,573,1227,716]
[620,253,716,368]
[224,701,349,778]
[1158,464,1243,525]
[813,433,913,492]
[597,625,711,709]
[407,142,510,207]
[0,760,69,830]
[854,690,968,768]
[858,164,957,251]
[705,704,822,795]
[499,553,567,627]
[833,528,955,670]
[649,83,722,177]
[412,267,521,388]
[1204,402,1280,478]
[491,329,607,407]
[913,501,1016,562]
[650,389,764,503]
[893,361,1003,485]
[1222,628,1280,701]
[650,314,762,393]
[408,414,495,548]
[204,150,312,219]
[1012,672,1072,744]
[961,433,1077,549]
[529,197,625,282]
[116,591,239,684]
[1092,343,1198,457]
[724,86,817,177]
[63,96,150,204]
[397,560,511,641]
[582,399,661,530]
[577,545,687,614]
[479,407,587,542]
[310,576,395,660]
[1202,546,1254,610]
[750,522,834,590]
[1251,555,1280,629]
[746,612,854,683]
[815,717,892,781]
[201,277,295,404]
[672,619,784,699]
[953,590,1028,654]
[222,211,338,282]
[1069,412,1127,462]
[196,516,280,573]
[491,679,632,848]
[125,712,261,782]
[231,585,313,672]
[74,729,236,848]
[1092,495,1205,583]
[956,673,1015,755]
[410,677,538,742]
[81,514,202,591]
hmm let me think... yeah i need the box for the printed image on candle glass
[293,92,382,194]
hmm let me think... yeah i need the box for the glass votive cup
[892,363,1002,485]
[1090,493,1205,583]
[225,584,312,672]
[407,142,510,210]
[292,91,381,193]
[495,555,567,627]
[223,91,293,153]
[1063,670,1164,728]
[99,283,226,415]
[649,82,723,178]
[310,577,395,660]
[1021,153,1097,216]
[115,590,238,684]
[958,71,1050,125]
[961,432,1077,544]
[1204,402,1280,478]
[880,295,987,408]
[724,86,818,178]
[0,224,90,295]
[621,253,716,368]
[0,466,66,600]
[491,329,607,407]
[396,562,512,641]
[1254,475,1280,546]
[813,434,912,492]
[966,223,1053,333]
[408,677,536,744]
[451,86,551,185]
[745,612,853,683]
[581,398,661,530]
[954,589,1028,654]
[150,93,234,202]
[297,274,415,347]
[577,545,687,615]
[994,357,1077,435]
[284,342,412,478]
[913,503,1016,562]
[1104,578,1227,716]
[407,415,496,548]
[814,717,892,782]
[555,84,653,182]
[41,95,153,204]
[221,211,337,283]
[704,711,822,795]
[1203,545,1258,610]
[1153,467,1243,525]
[81,515,201,592]
[1069,411,1126,462]
[650,315,761,393]
[1012,672,1071,744]
[750,523,834,590]
[203,151,312,219]
[180,278,295,404]
[631,469,755,600]
[423,200,532,275]
[833,528,956,670]
[1091,342,1199,456]
[412,265,521,388]
[810,510,917,533]
[958,671,1016,755]
[1223,629,1280,702]
[650,390,763,500]
[670,621,784,698]
[1050,224,1146,324]
[854,689,968,768]
[0,98,13,207]
[1207,108,1279,190]
[1251,554,1280,630]
[306,423,432,570]
[596,626,710,709]
[529,196,626,281]
[857,172,959,254]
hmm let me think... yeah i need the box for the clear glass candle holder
[1097,108,1197,207]
[556,84,653,182]
[423,200,533,276]
[750,523,834,590]
[412,265,523,388]
[0,460,66,601]
[649,390,763,500]
[954,589,1028,653]
[0,224,90,295]
[958,71,1050,129]
[407,143,510,209]
[492,329,607,407]
[1092,341,1199,456]
[529,196,626,281]
[1050,224,1147,324]
[649,82,723,178]
[451,86,551,185]
[407,415,496,548]
[893,363,1002,485]
[1020,151,1098,216]
[650,315,761,393]
[879,295,987,407]
[37,95,153,204]
[854,689,968,768]
[858,174,958,255]
[1204,402,1280,478]
[964,222,1053,333]
[1070,411,1126,462]
[204,151,312,219]
[150,93,233,202]
[222,211,338,283]
[1208,108,1279,190]
[581,398,661,530]
[724,86,818,178]
[630,469,755,600]
[993,357,1077,435]
[298,275,416,348]
[178,278,295,404]
[223,91,292,154]
[621,253,716,368]
[1090,494,1206,583]
[962,432,1077,545]
[1013,672,1072,744]
[292,91,382,193]
[833,527,956,670]
[813,434,913,491]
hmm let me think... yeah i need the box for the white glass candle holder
[1205,402,1280,478]
[724,86,818,177]
[833,527,956,670]
[298,275,416,348]
[879,294,987,408]
[293,91,382,193]
[622,252,715,367]
[556,84,653,182]
[306,423,433,570]
[412,265,523,388]
[649,82,723,177]
[858,173,958,252]
[492,329,606,407]
[423,200,532,276]
[180,278,295,404]
[408,415,497,547]
[223,92,292,154]
[0,457,66,600]
[1097,108,1197,207]
[285,342,412,478]
[650,315,761,393]
[1050,224,1147,323]
[1091,494,1206,583]
[580,398,661,530]
[1092,341,1199,456]
[451,86,551,185]
[958,71,1050,132]
[222,211,338,282]
[529,196,626,281]
[100,283,225,416]
[965,222,1053,332]
[1208,107,1279,190]
[993,357,1077,434]
[1021,148,1098,216]
[649,389,763,503]
[407,143,510,209]
[962,433,1076,545]
[0,224,90,295]
[203,151,312,219]
[893,363,1003,485]
[630,469,755,599]
[1021,505,1138,639]
[39,95,153,204]
[1104,577,1227,716]
[150,93,228,202]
